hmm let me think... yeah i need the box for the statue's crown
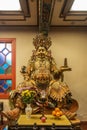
[33,34,52,50]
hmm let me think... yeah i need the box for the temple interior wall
[0,27,87,121]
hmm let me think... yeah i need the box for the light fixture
[0,0,21,11]
[70,0,87,11]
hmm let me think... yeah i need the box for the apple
[41,116,46,123]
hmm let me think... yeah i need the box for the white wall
[0,27,87,121]
[50,28,87,121]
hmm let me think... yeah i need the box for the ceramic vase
[25,104,32,118]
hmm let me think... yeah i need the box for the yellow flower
[21,89,36,104]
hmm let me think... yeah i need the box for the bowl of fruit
[52,107,63,119]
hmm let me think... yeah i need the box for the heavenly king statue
[1,34,78,122]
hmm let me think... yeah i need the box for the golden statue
[1,34,78,122]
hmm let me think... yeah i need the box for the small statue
[1,33,78,122]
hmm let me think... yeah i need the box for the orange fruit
[52,110,56,116]
[55,107,60,112]
[59,111,63,116]
[56,111,60,117]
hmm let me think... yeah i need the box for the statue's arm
[20,59,34,81]
[50,57,72,81]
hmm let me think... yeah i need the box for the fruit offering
[52,107,63,118]
[40,115,47,123]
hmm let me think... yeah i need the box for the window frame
[0,38,16,99]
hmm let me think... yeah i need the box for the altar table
[8,114,74,130]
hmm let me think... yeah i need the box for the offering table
[8,114,74,130]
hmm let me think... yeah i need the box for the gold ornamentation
[33,33,52,50]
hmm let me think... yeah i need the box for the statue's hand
[20,66,27,73]
[60,66,72,72]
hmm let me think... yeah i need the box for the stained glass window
[0,43,12,74]
[0,79,12,92]
[0,39,16,99]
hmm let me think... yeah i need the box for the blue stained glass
[3,84,8,89]
[6,80,12,86]
[6,53,12,65]
[0,88,4,92]
[3,48,8,55]
[0,43,5,51]
[6,44,11,51]
[0,53,5,65]
[2,63,9,70]
[0,80,12,93]
[0,80,4,85]
[0,67,5,74]
[3,125,8,130]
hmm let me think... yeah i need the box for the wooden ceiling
[0,0,87,28]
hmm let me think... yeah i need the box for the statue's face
[36,47,47,58]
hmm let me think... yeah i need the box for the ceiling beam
[39,0,55,36]
[19,0,30,16]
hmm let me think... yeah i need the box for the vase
[25,104,32,118]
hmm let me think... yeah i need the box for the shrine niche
[1,33,79,124]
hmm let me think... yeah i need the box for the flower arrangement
[21,88,36,104]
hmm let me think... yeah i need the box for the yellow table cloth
[18,114,71,126]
